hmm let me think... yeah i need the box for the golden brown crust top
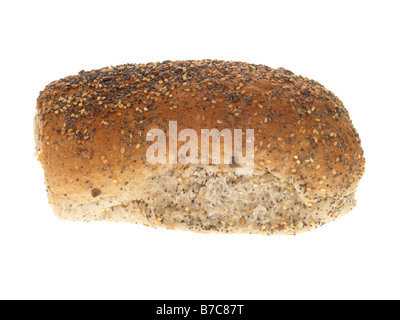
[36,60,365,202]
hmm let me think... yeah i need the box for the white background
[0,0,399,300]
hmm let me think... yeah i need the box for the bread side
[45,163,355,234]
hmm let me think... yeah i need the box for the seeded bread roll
[35,60,365,235]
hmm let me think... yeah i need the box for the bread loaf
[35,60,365,234]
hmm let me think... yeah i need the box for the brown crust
[36,59,365,210]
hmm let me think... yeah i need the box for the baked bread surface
[35,60,365,234]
